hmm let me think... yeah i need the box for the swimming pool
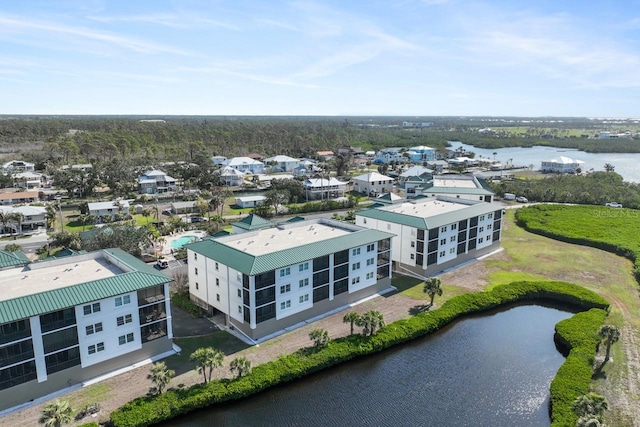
[171,235,198,249]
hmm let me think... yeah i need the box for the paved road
[0,231,50,255]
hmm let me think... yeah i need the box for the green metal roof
[0,250,30,269]
[0,248,170,324]
[416,186,493,196]
[232,214,274,231]
[357,201,502,230]
[188,228,394,276]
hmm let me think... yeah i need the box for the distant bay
[448,141,640,183]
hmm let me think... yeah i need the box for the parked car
[516,196,528,203]
[191,216,206,223]
[605,202,623,208]
[156,258,169,269]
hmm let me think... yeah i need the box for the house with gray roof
[186,218,393,342]
[356,196,503,278]
[409,175,495,202]
[0,248,174,411]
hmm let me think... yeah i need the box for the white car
[605,202,623,208]
[516,196,528,203]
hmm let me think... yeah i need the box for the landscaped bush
[111,281,609,427]
[515,204,640,281]
[170,292,203,318]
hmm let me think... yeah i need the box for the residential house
[211,156,227,166]
[352,172,394,196]
[187,218,393,341]
[0,206,48,232]
[398,166,434,188]
[409,175,495,202]
[356,196,503,278]
[316,151,334,161]
[222,157,264,175]
[170,201,197,215]
[373,148,405,164]
[0,191,40,206]
[88,200,131,222]
[0,248,174,411]
[264,155,300,173]
[2,161,35,174]
[540,157,585,174]
[137,170,177,194]
[405,146,436,163]
[303,177,348,200]
[217,166,246,187]
[235,196,267,209]
[13,172,46,190]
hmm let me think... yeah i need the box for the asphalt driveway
[170,302,219,337]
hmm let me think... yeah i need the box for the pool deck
[163,230,207,255]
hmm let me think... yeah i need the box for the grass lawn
[169,332,248,375]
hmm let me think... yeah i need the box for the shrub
[170,292,203,318]
[111,281,609,427]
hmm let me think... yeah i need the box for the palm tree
[229,356,252,378]
[357,310,386,337]
[572,392,608,423]
[343,312,361,335]
[141,207,152,224]
[190,347,224,383]
[423,277,443,307]
[78,213,89,232]
[598,325,620,367]
[39,399,73,427]
[0,211,12,235]
[147,361,174,395]
[309,328,330,349]
[11,212,23,236]
[45,204,58,231]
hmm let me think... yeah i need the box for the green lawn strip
[110,281,609,427]
[169,332,248,373]
[72,383,113,413]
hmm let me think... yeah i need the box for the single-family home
[303,177,348,200]
[88,200,131,222]
[264,155,301,173]
[137,170,177,194]
[405,146,436,163]
[352,172,394,196]
[217,166,246,187]
[2,160,35,174]
[316,151,335,161]
[398,166,434,188]
[222,157,264,175]
[235,196,267,209]
[211,156,227,166]
[410,175,495,202]
[0,191,40,205]
[373,148,405,164]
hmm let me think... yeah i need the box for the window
[85,322,103,336]
[299,278,309,288]
[195,282,199,290]
[439,251,446,257]
[195,267,198,275]
[479,215,485,221]
[88,342,105,355]
[83,303,101,315]
[410,254,415,260]
[280,300,291,310]
[115,295,131,307]
[367,243,375,252]
[299,262,309,272]
[479,227,484,232]
[450,236,456,242]
[118,333,134,345]
[366,272,374,280]
[352,262,360,271]
[280,267,291,277]
[488,213,493,219]
[486,235,491,241]
[237,272,242,282]
[116,314,133,327]
[352,248,361,256]
[479,237,484,243]
[215,262,219,271]
[216,278,220,287]
[280,284,291,294]
[194,253,197,261]
[440,226,447,232]
[451,223,457,230]
[299,294,309,303]
[351,277,360,285]
[366,258,374,266]
[410,241,415,248]
[237,289,242,298]
[363,218,367,224]
[216,294,220,302]
[238,306,242,314]
[487,224,492,230]
[440,239,446,245]
[449,248,455,254]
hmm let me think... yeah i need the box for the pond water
[168,304,574,427]
[449,141,640,182]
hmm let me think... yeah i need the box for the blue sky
[1,0,640,117]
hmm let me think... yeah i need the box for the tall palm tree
[141,207,151,224]
[229,356,251,378]
[39,399,73,427]
[190,347,224,383]
[45,204,58,231]
[0,211,12,235]
[309,328,330,348]
[343,312,361,335]
[147,362,174,395]
[599,325,620,366]
[78,213,89,232]
[423,277,443,307]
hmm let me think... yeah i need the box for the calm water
[449,141,640,182]
[170,305,573,427]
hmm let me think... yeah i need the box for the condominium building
[355,196,503,278]
[187,218,394,341]
[0,249,174,411]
